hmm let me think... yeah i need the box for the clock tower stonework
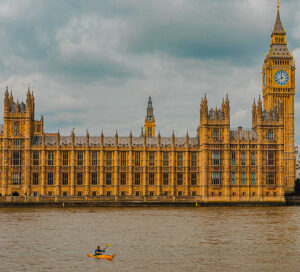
[262,2,295,193]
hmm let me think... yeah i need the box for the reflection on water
[0,207,300,272]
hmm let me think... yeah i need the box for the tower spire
[273,0,285,34]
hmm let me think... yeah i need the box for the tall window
[91,173,97,185]
[47,173,53,185]
[92,152,97,166]
[163,173,168,185]
[191,173,197,185]
[106,152,112,166]
[121,152,126,166]
[241,172,246,185]
[266,172,275,185]
[149,152,155,166]
[149,173,154,185]
[232,152,236,166]
[211,172,220,185]
[135,152,140,166]
[251,172,255,185]
[251,153,255,166]
[14,122,20,136]
[241,152,246,166]
[134,173,140,185]
[267,130,274,141]
[77,152,83,166]
[48,152,54,166]
[213,128,219,140]
[106,173,112,185]
[177,152,183,167]
[33,152,39,166]
[177,173,183,185]
[11,173,21,185]
[77,173,83,185]
[191,152,197,167]
[12,151,21,165]
[148,127,152,137]
[267,151,275,166]
[63,152,69,166]
[120,173,126,185]
[232,172,236,185]
[62,173,68,185]
[163,152,169,166]
[32,173,39,185]
[212,151,220,165]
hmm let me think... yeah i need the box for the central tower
[262,1,295,192]
[144,96,156,137]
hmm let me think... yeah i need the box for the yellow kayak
[88,253,115,260]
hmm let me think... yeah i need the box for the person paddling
[94,245,105,256]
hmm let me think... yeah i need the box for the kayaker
[94,246,105,256]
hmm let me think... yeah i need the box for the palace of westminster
[0,3,296,203]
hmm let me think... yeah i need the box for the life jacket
[95,249,103,255]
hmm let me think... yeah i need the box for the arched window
[267,130,273,141]
[14,122,20,136]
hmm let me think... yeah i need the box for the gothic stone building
[0,4,295,203]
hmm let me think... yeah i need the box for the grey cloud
[0,0,299,145]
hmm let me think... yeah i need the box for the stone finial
[129,130,132,146]
[140,126,144,137]
[185,130,189,146]
[172,130,175,147]
[100,130,104,146]
[158,130,161,145]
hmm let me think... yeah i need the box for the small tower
[144,96,156,138]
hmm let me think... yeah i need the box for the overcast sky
[0,0,300,144]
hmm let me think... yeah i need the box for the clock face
[274,70,289,85]
[263,73,266,87]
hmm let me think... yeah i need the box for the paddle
[103,243,111,251]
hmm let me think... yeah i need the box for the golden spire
[277,0,280,10]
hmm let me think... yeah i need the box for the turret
[129,130,132,147]
[185,131,189,147]
[26,87,32,115]
[172,130,175,147]
[9,91,13,106]
[115,130,118,147]
[71,129,75,146]
[256,95,262,124]
[158,131,161,146]
[86,130,89,146]
[200,94,208,123]
[100,130,104,147]
[4,86,9,115]
[252,99,256,128]
[57,130,60,146]
[224,95,230,123]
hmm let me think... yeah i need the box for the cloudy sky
[0,0,300,143]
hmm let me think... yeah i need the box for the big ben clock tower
[262,1,295,192]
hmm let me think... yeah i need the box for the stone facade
[0,4,295,204]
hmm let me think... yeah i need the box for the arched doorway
[12,192,19,196]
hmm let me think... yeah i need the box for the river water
[0,206,300,272]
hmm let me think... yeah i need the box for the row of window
[10,151,277,166]
[211,172,276,186]
[29,151,197,167]
[212,151,275,166]
[12,172,197,186]
[11,171,276,186]
[35,190,199,197]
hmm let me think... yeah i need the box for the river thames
[0,206,300,271]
